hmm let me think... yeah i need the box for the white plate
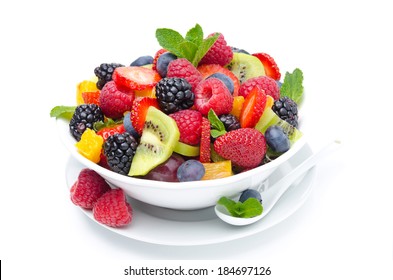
[65,143,316,246]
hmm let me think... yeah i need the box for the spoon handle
[265,139,341,209]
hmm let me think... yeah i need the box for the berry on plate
[93,189,133,228]
[99,81,135,119]
[213,128,266,169]
[198,64,240,96]
[252,52,281,81]
[94,63,124,90]
[170,109,202,145]
[130,97,159,135]
[112,66,161,91]
[166,58,203,91]
[239,76,280,100]
[70,168,111,209]
[239,85,267,128]
[199,33,233,66]
[199,117,211,163]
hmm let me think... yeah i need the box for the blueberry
[123,112,140,139]
[239,189,262,203]
[276,80,282,88]
[265,125,290,153]
[156,52,177,77]
[177,160,205,182]
[130,55,154,66]
[207,73,234,94]
[231,46,250,54]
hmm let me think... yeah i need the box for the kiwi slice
[226,53,265,83]
[174,141,200,157]
[255,107,302,145]
[128,107,180,176]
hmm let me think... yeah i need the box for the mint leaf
[93,118,122,132]
[178,41,198,62]
[50,105,76,120]
[192,33,219,66]
[217,196,263,218]
[185,23,203,46]
[155,28,186,58]
[207,109,225,138]
[280,68,304,104]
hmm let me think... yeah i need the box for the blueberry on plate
[177,159,205,182]
[265,125,290,153]
[239,189,262,203]
[156,52,177,77]
[207,73,234,94]
[130,55,154,66]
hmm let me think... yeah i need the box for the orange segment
[76,80,99,105]
[230,95,244,118]
[75,128,103,163]
[201,160,232,180]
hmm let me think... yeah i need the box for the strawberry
[82,90,100,105]
[214,128,266,169]
[239,85,267,128]
[70,168,111,209]
[130,97,159,135]
[93,189,133,228]
[169,109,202,145]
[252,53,281,81]
[238,76,280,100]
[197,64,240,96]
[166,58,203,91]
[96,124,126,140]
[113,66,161,91]
[199,117,211,163]
[99,81,134,119]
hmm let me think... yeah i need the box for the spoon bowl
[215,140,341,226]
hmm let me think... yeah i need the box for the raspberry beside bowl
[57,117,307,210]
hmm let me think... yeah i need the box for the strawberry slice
[130,97,159,135]
[252,53,281,81]
[197,64,240,96]
[113,66,161,91]
[239,85,267,128]
[199,117,211,163]
[96,124,126,141]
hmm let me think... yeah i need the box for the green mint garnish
[155,24,219,67]
[93,118,123,132]
[280,68,304,104]
[208,109,226,138]
[217,196,263,218]
[50,105,76,120]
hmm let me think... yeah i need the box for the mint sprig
[155,24,219,66]
[217,197,263,218]
[50,105,76,120]
[207,109,226,138]
[280,68,304,104]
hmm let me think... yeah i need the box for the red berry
[82,91,100,105]
[96,124,126,141]
[113,66,161,91]
[70,168,111,209]
[197,64,240,96]
[170,109,202,145]
[252,53,281,81]
[199,117,211,163]
[130,97,159,135]
[239,85,267,128]
[199,33,233,66]
[166,58,203,91]
[214,128,266,169]
[194,78,233,116]
[239,76,280,100]
[99,81,135,119]
[93,189,133,228]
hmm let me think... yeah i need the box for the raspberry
[197,64,240,96]
[214,128,266,169]
[199,33,233,66]
[166,58,203,91]
[93,189,133,227]
[194,78,233,116]
[70,168,111,209]
[239,76,280,100]
[170,109,202,145]
[99,81,135,119]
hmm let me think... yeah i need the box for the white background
[1,0,392,279]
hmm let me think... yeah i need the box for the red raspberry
[99,81,135,119]
[169,109,202,145]
[199,33,233,66]
[214,128,267,169]
[239,76,280,100]
[166,58,203,91]
[194,78,233,116]
[93,189,133,228]
[70,168,111,209]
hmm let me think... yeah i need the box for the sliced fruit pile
[51,23,305,185]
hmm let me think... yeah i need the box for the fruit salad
[51,23,305,226]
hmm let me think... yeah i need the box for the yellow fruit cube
[75,129,103,163]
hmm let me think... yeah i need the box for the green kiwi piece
[174,141,200,157]
[255,107,302,145]
[225,53,265,83]
[128,107,180,176]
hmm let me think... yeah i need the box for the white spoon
[215,139,341,226]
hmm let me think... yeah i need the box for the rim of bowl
[56,117,307,191]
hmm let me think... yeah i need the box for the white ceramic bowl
[57,118,307,210]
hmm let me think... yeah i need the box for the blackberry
[155,77,194,114]
[103,132,138,175]
[94,63,124,89]
[272,96,299,128]
[69,104,104,141]
[219,114,240,131]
